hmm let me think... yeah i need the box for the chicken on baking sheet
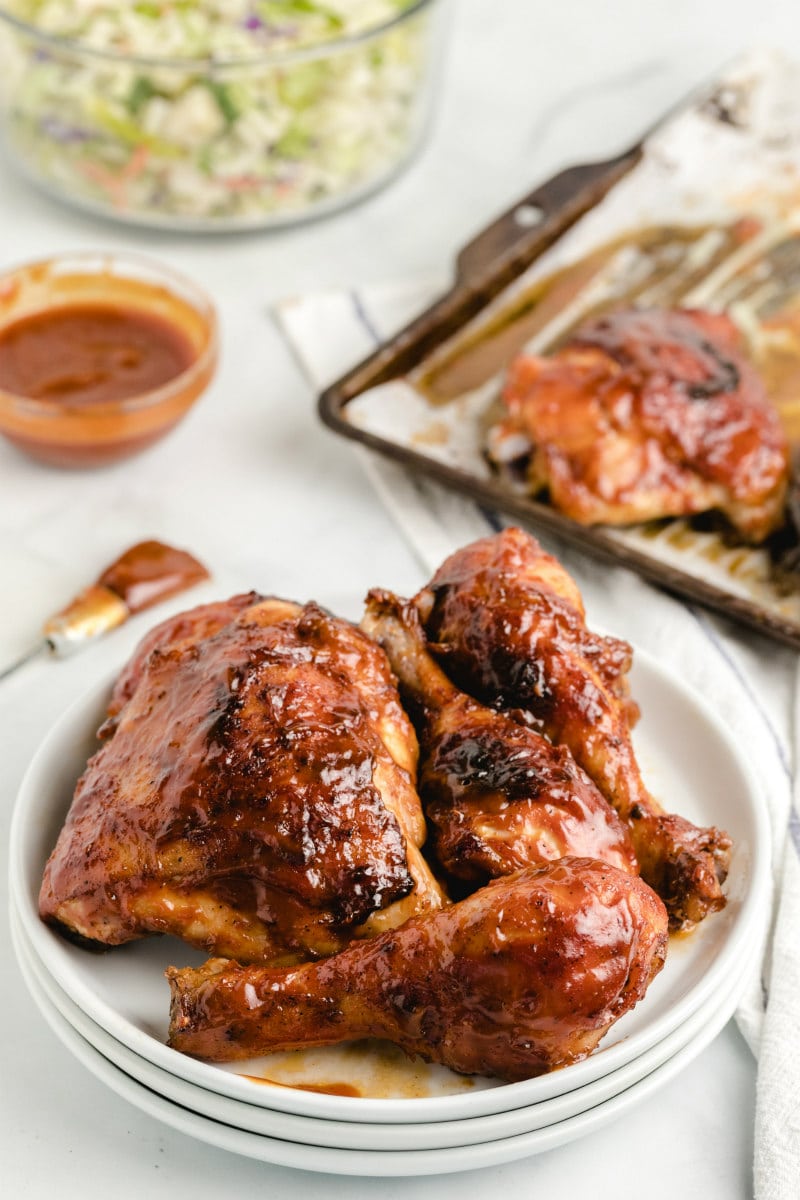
[488,307,790,543]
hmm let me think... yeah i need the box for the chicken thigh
[40,595,445,964]
[362,588,637,882]
[167,857,668,1080]
[491,307,789,541]
[416,528,732,929]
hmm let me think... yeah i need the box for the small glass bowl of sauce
[0,251,217,467]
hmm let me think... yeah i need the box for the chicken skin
[416,528,732,930]
[492,308,789,542]
[40,596,444,964]
[362,588,637,883]
[104,592,261,724]
[167,858,668,1080]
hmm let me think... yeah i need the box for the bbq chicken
[415,528,732,929]
[363,588,637,883]
[167,858,668,1078]
[490,307,789,541]
[39,595,445,964]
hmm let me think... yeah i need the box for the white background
[2,1,797,1196]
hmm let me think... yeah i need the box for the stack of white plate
[9,650,770,1177]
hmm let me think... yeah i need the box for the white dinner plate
[9,645,770,1123]
[11,897,755,1153]
[13,911,750,1177]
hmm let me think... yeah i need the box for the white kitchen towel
[275,277,800,1200]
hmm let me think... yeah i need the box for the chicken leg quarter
[362,588,637,882]
[415,528,732,929]
[167,858,668,1081]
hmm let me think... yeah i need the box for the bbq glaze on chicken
[167,858,668,1079]
[363,589,637,883]
[415,528,732,930]
[104,591,261,723]
[490,307,789,541]
[39,595,445,964]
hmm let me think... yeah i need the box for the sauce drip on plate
[241,1077,361,1098]
[0,304,196,406]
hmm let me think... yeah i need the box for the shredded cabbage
[0,0,435,227]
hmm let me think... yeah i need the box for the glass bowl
[0,251,218,467]
[0,0,445,231]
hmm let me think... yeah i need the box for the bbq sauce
[97,540,210,614]
[241,1077,361,1097]
[0,304,196,406]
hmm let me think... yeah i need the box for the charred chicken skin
[416,528,732,929]
[39,595,445,964]
[362,588,637,883]
[167,858,668,1079]
[493,307,789,542]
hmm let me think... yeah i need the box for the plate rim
[11,895,756,1151]
[13,912,750,1177]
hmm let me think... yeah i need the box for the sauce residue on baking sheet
[416,222,753,404]
[234,1039,478,1100]
[755,303,800,442]
[411,420,450,446]
[0,304,196,406]
[97,539,209,613]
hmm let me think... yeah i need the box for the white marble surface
[1,1,796,1195]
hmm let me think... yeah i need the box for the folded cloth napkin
[275,277,800,1199]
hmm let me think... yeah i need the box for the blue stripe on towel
[349,290,384,348]
[789,809,800,858]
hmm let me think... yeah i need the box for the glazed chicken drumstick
[415,528,732,929]
[363,589,637,882]
[40,595,445,964]
[168,858,668,1080]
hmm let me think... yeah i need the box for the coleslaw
[0,0,439,228]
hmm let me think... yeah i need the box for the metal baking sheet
[319,51,800,648]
